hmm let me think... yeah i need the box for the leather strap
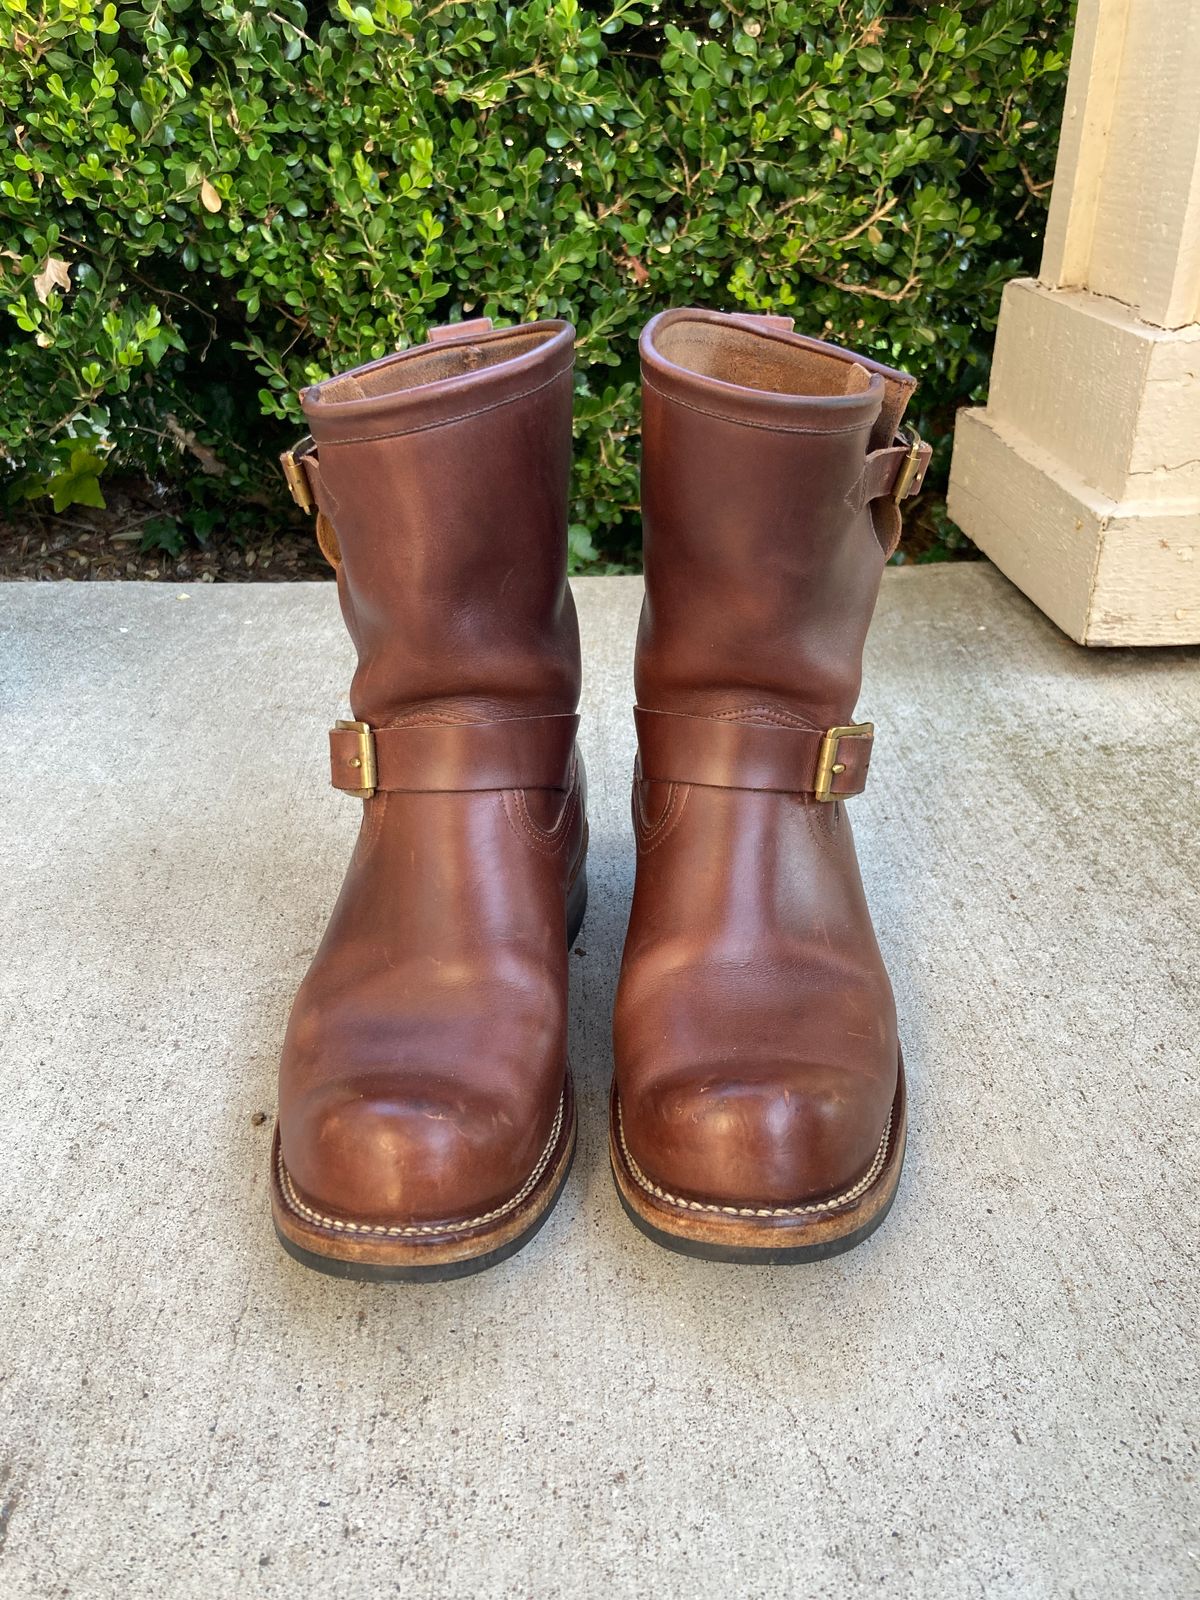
[854,434,932,510]
[280,434,319,512]
[279,434,341,567]
[634,707,872,799]
[329,713,579,796]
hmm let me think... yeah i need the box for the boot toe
[619,1064,891,1211]
[281,1073,556,1230]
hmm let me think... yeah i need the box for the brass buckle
[891,426,924,503]
[814,723,873,802]
[334,719,377,799]
[281,436,316,513]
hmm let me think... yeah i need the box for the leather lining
[315,326,559,402]
[654,320,873,398]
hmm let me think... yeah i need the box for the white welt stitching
[616,1100,892,1218]
[278,1091,565,1238]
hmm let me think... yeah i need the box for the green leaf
[47,450,107,512]
[139,516,185,556]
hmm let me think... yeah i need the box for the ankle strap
[329,714,579,799]
[634,708,873,800]
[854,425,931,510]
[280,434,340,568]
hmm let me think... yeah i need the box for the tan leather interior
[654,320,872,398]
[317,325,558,402]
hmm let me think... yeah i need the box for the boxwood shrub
[0,0,1072,568]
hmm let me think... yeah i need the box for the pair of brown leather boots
[270,307,930,1279]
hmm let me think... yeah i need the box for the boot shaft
[298,320,580,725]
[636,308,926,729]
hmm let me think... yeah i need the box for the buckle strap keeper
[329,713,580,799]
[330,720,377,798]
[280,434,318,512]
[280,434,341,568]
[634,708,873,800]
[854,425,931,512]
[889,425,928,503]
[812,724,875,802]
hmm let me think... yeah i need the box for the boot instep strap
[329,714,579,799]
[633,708,872,800]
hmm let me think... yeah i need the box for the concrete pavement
[0,564,1195,1599]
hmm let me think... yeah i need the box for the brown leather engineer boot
[611,308,931,1262]
[272,318,587,1280]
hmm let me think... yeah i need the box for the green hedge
[1,0,1072,569]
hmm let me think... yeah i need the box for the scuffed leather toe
[282,1072,558,1229]
[620,1061,893,1210]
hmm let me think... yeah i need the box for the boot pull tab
[734,313,796,334]
[426,317,494,343]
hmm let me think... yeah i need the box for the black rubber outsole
[276,1135,577,1283]
[611,1131,905,1265]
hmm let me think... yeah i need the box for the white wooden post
[947,0,1200,645]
